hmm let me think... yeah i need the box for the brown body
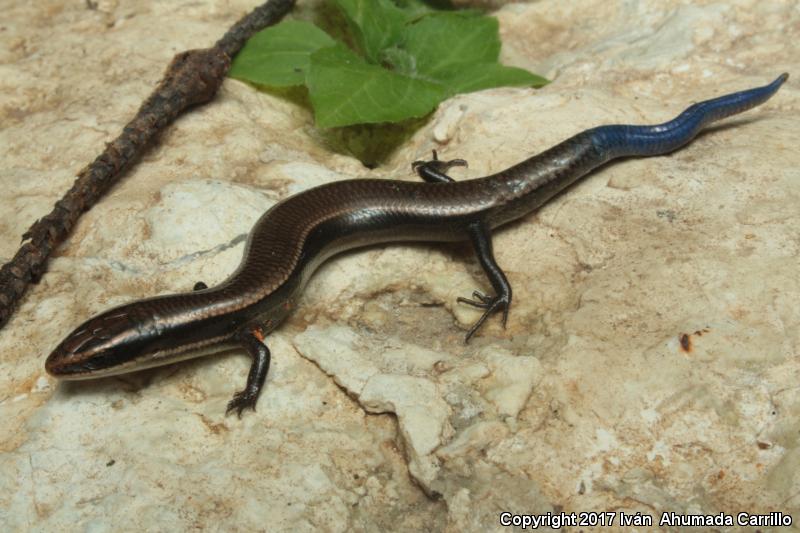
[44,75,787,415]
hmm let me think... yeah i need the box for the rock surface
[1,0,798,531]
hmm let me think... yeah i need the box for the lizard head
[45,306,155,380]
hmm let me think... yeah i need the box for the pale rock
[360,374,450,490]
[292,325,380,393]
[436,421,510,461]
[1,0,798,531]
[478,347,542,419]
[293,325,453,491]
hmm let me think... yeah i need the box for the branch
[0,0,296,329]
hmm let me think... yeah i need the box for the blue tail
[590,73,788,158]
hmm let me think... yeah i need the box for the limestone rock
[1,0,798,530]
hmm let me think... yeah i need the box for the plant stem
[0,0,296,329]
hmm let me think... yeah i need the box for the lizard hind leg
[459,220,512,342]
[412,150,468,183]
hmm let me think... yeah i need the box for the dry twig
[0,0,296,329]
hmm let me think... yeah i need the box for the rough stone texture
[1,0,798,531]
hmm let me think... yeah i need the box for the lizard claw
[458,290,511,342]
[225,389,258,418]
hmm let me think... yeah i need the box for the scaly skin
[45,74,788,416]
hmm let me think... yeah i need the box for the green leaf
[229,3,549,132]
[399,13,501,78]
[229,20,336,86]
[307,44,447,128]
[437,63,550,95]
[331,0,406,62]
[380,46,416,73]
[392,0,451,21]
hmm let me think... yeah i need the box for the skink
[45,74,788,415]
